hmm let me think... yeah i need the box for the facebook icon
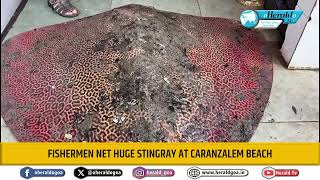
[20,167,65,179]
[20,167,33,179]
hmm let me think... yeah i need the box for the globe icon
[240,10,258,28]
[187,168,201,179]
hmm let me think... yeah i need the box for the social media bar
[0,165,316,179]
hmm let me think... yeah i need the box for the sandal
[48,0,80,18]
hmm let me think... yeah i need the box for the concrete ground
[1,0,319,142]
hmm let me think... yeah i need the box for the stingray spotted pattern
[1,5,273,142]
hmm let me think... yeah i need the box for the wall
[281,0,319,69]
[1,0,22,33]
[289,0,319,69]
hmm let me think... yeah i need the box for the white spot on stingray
[164,77,170,84]
[120,116,125,123]
[138,38,147,43]
[64,133,72,139]
[127,99,137,105]
[113,117,119,123]
[113,116,126,124]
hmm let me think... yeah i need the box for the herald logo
[262,167,299,179]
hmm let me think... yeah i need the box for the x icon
[78,169,84,177]
[74,167,87,179]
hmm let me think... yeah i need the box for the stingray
[1,5,273,142]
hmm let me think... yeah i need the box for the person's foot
[48,0,79,18]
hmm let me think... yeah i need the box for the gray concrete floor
[1,0,319,142]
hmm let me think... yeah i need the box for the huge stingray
[1,5,273,142]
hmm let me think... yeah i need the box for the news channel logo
[240,10,303,29]
[20,167,65,179]
[132,167,175,179]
